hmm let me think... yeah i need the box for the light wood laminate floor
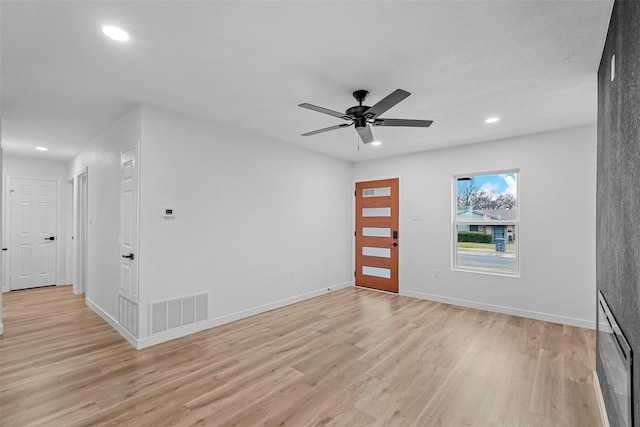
[0,286,601,426]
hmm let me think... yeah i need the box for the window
[454,171,519,276]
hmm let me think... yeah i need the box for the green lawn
[457,242,516,254]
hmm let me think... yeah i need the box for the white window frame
[452,169,520,277]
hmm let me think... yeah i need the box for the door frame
[352,175,402,293]
[5,176,62,291]
[73,168,88,295]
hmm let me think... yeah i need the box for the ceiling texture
[1,1,613,163]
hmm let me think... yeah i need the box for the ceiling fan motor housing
[353,116,368,129]
[346,105,371,128]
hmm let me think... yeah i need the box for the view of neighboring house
[456,205,517,243]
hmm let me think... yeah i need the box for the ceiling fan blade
[301,123,351,137]
[299,103,351,120]
[356,125,375,144]
[373,118,433,127]
[364,89,410,119]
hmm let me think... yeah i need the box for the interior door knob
[389,242,398,247]
[122,253,134,260]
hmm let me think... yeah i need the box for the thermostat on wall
[161,206,175,218]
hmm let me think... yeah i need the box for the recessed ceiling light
[371,141,382,146]
[102,25,129,42]
[36,146,48,151]
[485,117,500,124]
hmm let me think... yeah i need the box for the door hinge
[354,270,356,277]
[354,190,356,197]
[354,230,356,237]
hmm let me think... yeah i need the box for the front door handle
[122,253,134,260]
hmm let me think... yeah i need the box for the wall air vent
[119,295,139,337]
[150,293,208,335]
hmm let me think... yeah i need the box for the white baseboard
[401,289,595,329]
[137,282,353,349]
[593,371,610,427]
[85,297,139,349]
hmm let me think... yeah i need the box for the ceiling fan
[299,89,433,144]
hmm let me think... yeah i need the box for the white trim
[453,168,521,182]
[456,220,518,225]
[0,323,4,335]
[85,297,139,349]
[137,282,352,349]
[134,138,142,318]
[3,178,10,292]
[593,370,610,427]
[73,168,88,295]
[401,289,595,329]
[452,265,520,279]
[64,178,73,288]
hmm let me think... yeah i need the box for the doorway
[74,170,88,295]
[9,178,58,290]
[354,178,399,293]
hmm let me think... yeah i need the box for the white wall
[68,107,141,325]
[2,155,70,292]
[137,107,353,345]
[353,125,597,328]
[61,104,595,349]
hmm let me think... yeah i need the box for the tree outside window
[454,171,519,276]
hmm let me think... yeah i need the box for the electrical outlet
[289,270,295,279]
[434,269,440,278]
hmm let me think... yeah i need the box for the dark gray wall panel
[597,1,640,425]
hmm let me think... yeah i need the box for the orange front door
[355,178,399,293]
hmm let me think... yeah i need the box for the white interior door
[10,178,57,290]
[120,147,138,302]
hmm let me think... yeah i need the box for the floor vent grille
[150,293,208,335]
[119,295,139,337]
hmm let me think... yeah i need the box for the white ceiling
[1,1,613,163]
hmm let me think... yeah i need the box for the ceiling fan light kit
[299,88,433,145]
